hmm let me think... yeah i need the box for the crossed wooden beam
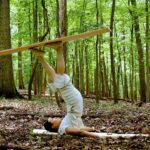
[0,28,111,56]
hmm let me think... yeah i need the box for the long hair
[44,121,58,132]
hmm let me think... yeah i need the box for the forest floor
[0,96,150,150]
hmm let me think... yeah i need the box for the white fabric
[48,83,56,93]
[49,74,84,135]
[58,113,84,135]
[33,129,58,135]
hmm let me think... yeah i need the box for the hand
[92,127,100,132]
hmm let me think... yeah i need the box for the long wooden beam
[0,28,111,56]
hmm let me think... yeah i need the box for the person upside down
[33,45,99,138]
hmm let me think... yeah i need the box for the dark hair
[44,121,58,132]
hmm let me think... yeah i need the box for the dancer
[33,45,98,138]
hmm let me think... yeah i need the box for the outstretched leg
[55,45,65,75]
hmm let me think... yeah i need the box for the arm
[38,56,56,82]
[32,50,56,82]
[65,127,99,138]
[80,126,96,132]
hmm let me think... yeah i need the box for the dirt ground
[0,97,150,150]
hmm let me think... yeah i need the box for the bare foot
[31,49,45,57]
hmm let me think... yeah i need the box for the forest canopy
[0,0,149,103]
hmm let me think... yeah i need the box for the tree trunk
[109,0,118,103]
[18,52,25,89]
[122,30,129,99]
[95,0,104,101]
[130,25,134,101]
[74,42,80,90]
[78,0,86,95]
[29,0,50,97]
[58,0,67,72]
[0,0,19,98]
[32,0,38,95]
[79,44,84,94]
[103,57,110,97]
[95,35,100,103]
[114,25,122,99]
[56,0,60,37]
[130,0,147,103]
[85,45,90,96]
[145,0,150,101]
[28,60,38,100]
[17,21,25,89]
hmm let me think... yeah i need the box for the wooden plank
[54,28,111,42]
[0,28,110,56]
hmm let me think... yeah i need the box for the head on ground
[44,117,61,132]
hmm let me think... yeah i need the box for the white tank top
[48,74,83,114]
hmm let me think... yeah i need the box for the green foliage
[8,0,149,100]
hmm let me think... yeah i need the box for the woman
[33,45,98,138]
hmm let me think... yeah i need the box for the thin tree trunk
[134,73,137,100]
[122,30,129,99]
[130,25,134,101]
[58,0,67,72]
[28,60,38,100]
[95,0,102,103]
[79,44,84,94]
[114,25,121,98]
[110,0,118,103]
[74,43,80,90]
[98,0,103,98]
[145,0,150,101]
[32,0,38,95]
[56,0,60,37]
[18,52,25,89]
[85,45,90,96]
[130,0,147,103]
[78,0,86,95]
[17,18,25,89]
[103,57,110,97]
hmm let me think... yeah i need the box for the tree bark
[130,0,147,103]
[28,60,38,100]
[79,44,84,94]
[122,30,129,99]
[129,24,134,101]
[95,0,100,103]
[32,0,38,95]
[109,0,118,103]
[74,42,80,90]
[58,0,67,72]
[17,21,25,89]
[115,26,122,99]
[0,0,19,98]
[103,57,110,97]
[85,45,90,96]
[29,0,50,98]
[145,0,150,101]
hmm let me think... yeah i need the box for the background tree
[109,0,118,103]
[130,0,147,104]
[1,0,148,103]
[58,0,68,71]
[0,0,19,98]
[145,0,150,101]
